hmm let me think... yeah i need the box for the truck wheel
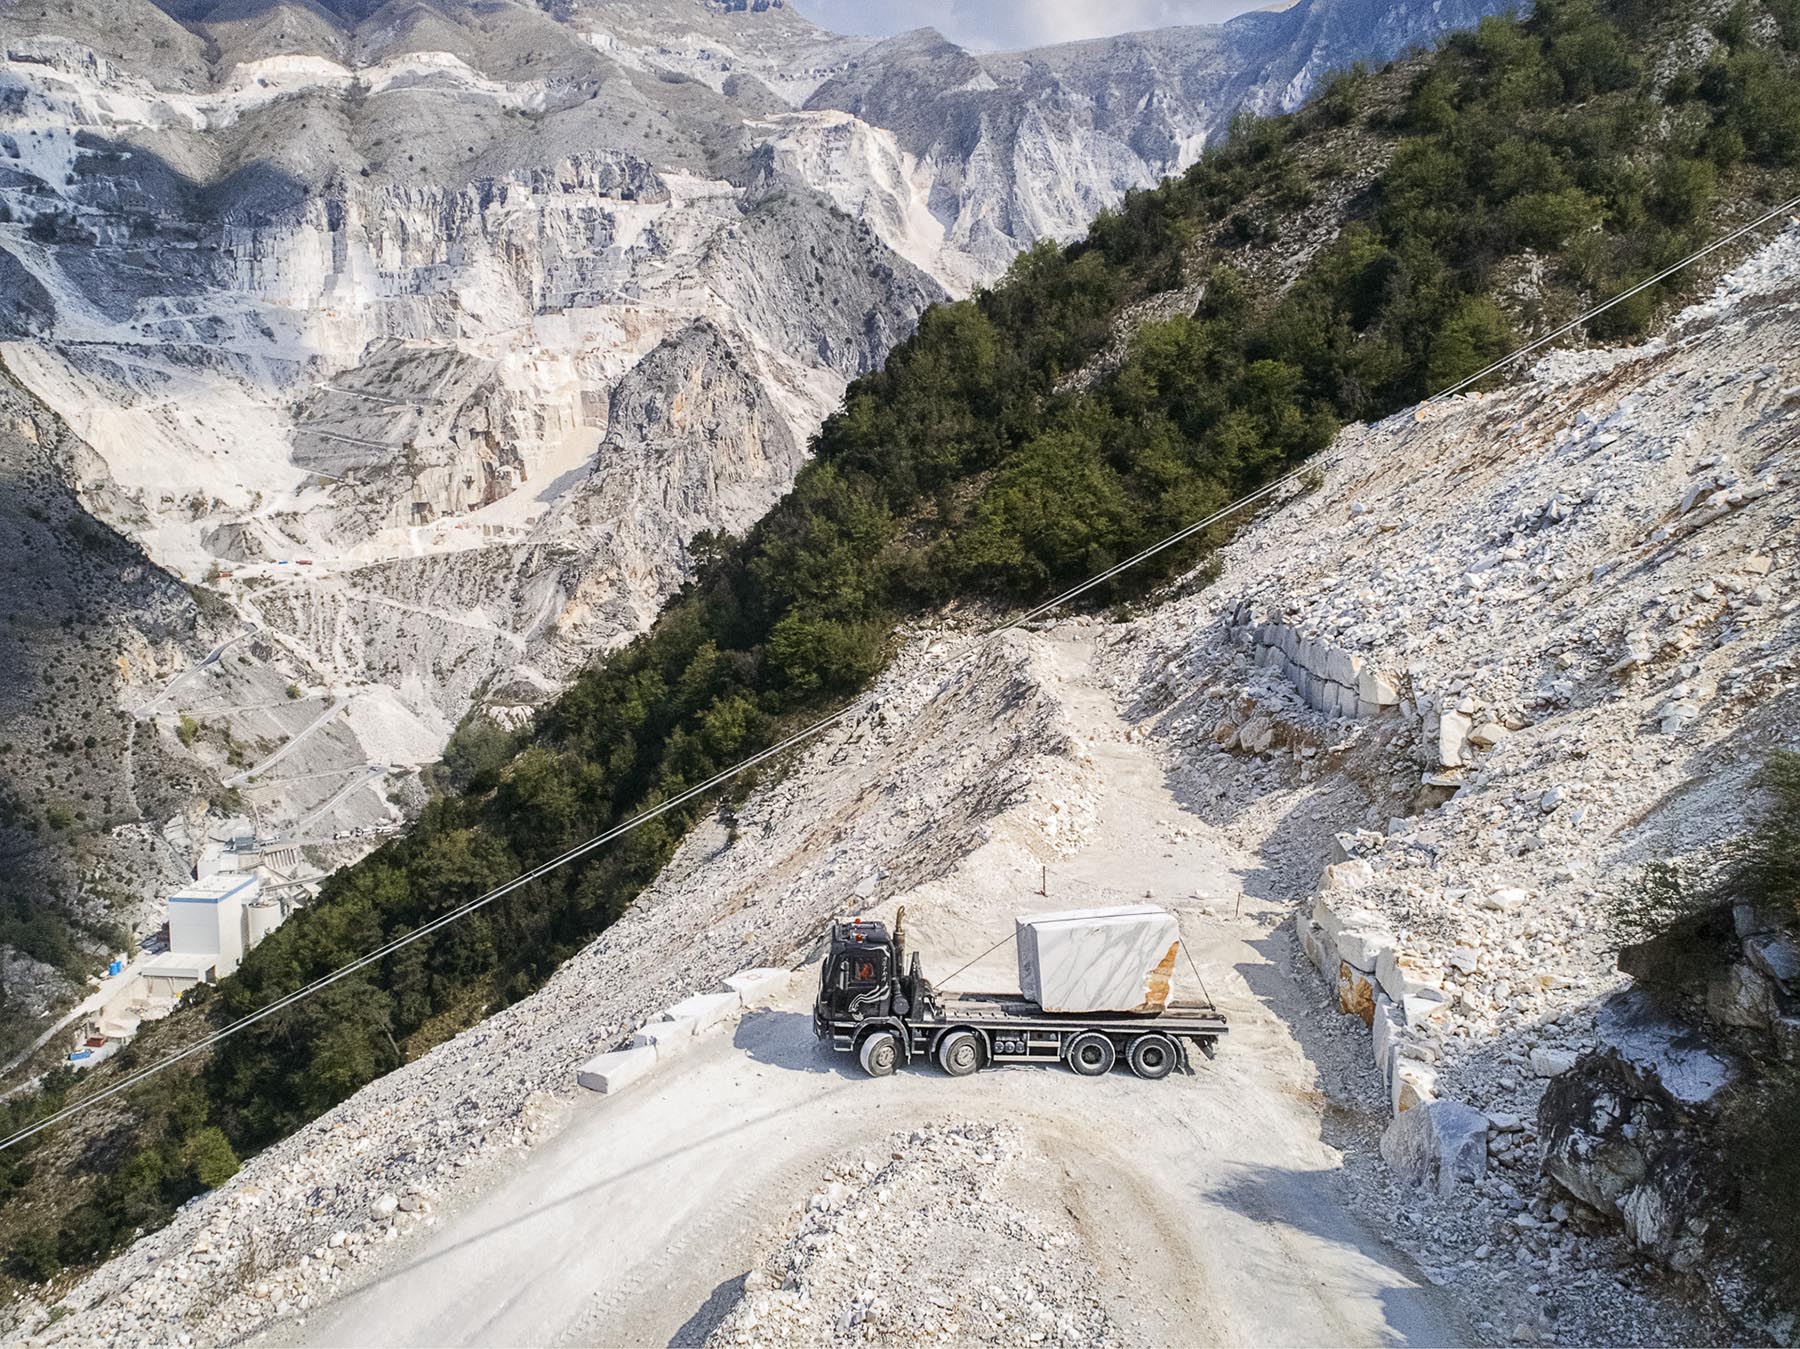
[1128,1034,1177,1080]
[936,1029,982,1077]
[858,1030,901,1078]
[1067,1032,1116,1077]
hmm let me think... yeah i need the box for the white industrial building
[69,867,300,1068]
[168,872,258,977]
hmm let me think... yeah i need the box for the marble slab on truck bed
[1015,904,1182,1014]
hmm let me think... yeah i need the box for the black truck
[812,915,1228,1079]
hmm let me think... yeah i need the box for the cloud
[790,0,1259,51]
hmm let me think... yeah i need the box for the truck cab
[813,917,938,1033]
[816,919,895,1023]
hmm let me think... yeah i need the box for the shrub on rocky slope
[5,0,1800,1291]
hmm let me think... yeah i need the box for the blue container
[69,1050,92,1061]
[109,959,124,976]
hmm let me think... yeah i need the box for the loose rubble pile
[705,1122,1120,1349]
[1099,226,1800,1341]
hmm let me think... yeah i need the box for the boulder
[661,991,742,1034]
[1610,631,1652,673]
[1745,932,1800,993]
[1468,722,1511,749]
[1376,947,1439,1001]
[1236,716,1275,753]
[1659,700,1701,734]
[1530,1046,1579,1078]
[1539,991,1738,1271]
[1371,996,1406,1085]
[1380,1098,1489,1196]
[1705,962,1776,1030]
[1337,959,1378,1027]
[1299,921,1337,980]
[1313,897,1385,945]
[631,1017,700,1058]
[1356,665,1401,711]
[1402,991,1451,1031]
[1438,710,1473,767]
[1391,1058,1437,1114]
[1335,926,1395,970]
[724,967,793,1004]
[576,1044,658,1095]
[1480,887,1527,913]
[1323,646,1363,688]
[1318,858,1375,893]
[1542,1056,1720,1272]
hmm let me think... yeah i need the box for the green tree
[1426,296,1515,390]
[1504,188,1600,249]
[181,1127,240,1189]
[7,1232,59,1282]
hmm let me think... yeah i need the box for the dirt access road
[277,633,1470,1348]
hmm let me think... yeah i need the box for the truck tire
[859,1030,901,1078]
[1128,1034,1177,1080]
[936,1029,982,1077]
[1066,1032,1116,1077]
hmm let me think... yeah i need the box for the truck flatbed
[937,991,1226,1024]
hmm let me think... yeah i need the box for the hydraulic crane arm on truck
[812,912,1228,1079]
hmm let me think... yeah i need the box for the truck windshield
[837,953,884,988]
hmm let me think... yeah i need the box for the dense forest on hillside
[5,0,1800,1286]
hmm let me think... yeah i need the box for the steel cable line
[5,199,1795,1155]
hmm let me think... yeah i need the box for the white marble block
[1016,905,1182,1013]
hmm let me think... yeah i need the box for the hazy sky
[788,0,1263,51]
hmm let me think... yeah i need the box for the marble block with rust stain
[1016,904,1182,1013]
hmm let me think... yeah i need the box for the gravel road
[272,633,1470,1348]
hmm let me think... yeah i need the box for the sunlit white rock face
[0,0,1518,769]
